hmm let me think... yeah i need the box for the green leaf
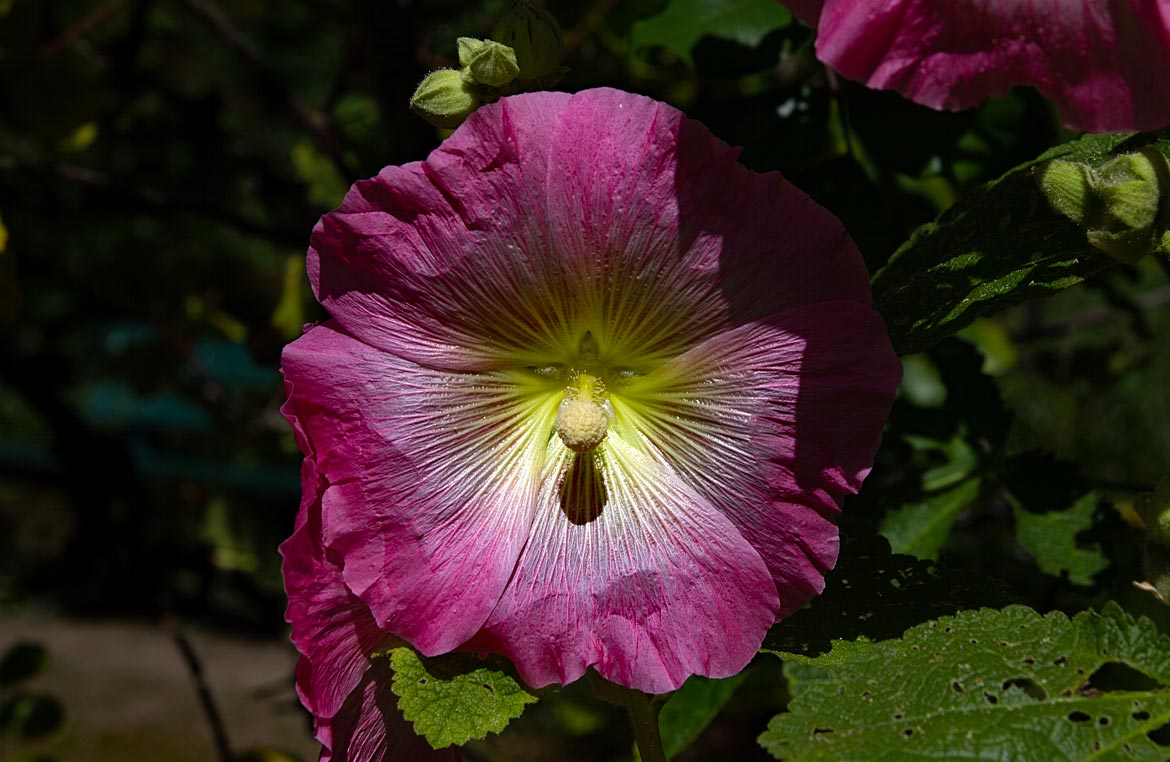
[1013,492,1110,586]
[880,477,981,560]
[760,603,1170,761]
[873,130,1170,355]
[0,642,47,687]
[630,0,792,66]
[637,672,748,760]
[389,648,538,748]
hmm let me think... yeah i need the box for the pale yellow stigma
[555,373,609,453]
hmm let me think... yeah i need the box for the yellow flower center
[555,373,609,453]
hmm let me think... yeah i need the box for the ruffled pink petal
[808,0,1170,132]
[309,88,871,374]
[322,659,460,762]
[281,321,543,655]
[472,436,779,694]
[279,462,392,722]
[307,92,577,370]
[614,304,899,619]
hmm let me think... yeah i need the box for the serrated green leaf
[1013,492,1110,586]
[873,131,1170,355]
[630,0,791,66]
[636,672,748,760]
[389,648,537,748]
[880,478,981,560]
[761,603,1170,761]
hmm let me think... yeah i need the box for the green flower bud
[493,1,565,86]
[410,69,479,129]
[456,37,520,88]
[1096,148,1166,230]
[1038,147,1170,265]
[1038,160,1095,224]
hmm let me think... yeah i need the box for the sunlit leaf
[761,604,1170,761]
[389,648,537,749]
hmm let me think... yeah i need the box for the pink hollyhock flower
[280,86,900,752]
[785,0,1170,132]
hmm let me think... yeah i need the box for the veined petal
[810,0,1170,132]
[539,89,736,365]
[282,321,557,655]
[615,303,900,616]
[474,435,779,694]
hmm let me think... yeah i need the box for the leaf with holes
[760,603,1170,761]
[389,648,537,748]
[630,0,792,66]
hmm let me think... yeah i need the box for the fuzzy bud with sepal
[457,37,520,88]
[410,69,480,129]
[1038,146,1170,265]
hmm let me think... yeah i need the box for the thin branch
[165,612,234,762]
[36,0,127,60]
[176,0,349,178]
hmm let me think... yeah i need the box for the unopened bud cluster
[1038,146,1170,264]
[411,1,565,130]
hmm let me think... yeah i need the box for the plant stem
[620,685,667,762]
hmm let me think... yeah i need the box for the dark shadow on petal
[560,452,607,525]
[325,658,460,762]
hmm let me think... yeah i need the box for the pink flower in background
[785,0,1170,132]
[280,86,899,750]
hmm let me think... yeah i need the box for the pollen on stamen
[555,397,608,453]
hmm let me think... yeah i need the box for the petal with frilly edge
[790,0,1170,132]
[280,496,391,724]
[281,320,552,656]
[472,434,780,694]
[280,461,457,760]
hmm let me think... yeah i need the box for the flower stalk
[591,672,668,762]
